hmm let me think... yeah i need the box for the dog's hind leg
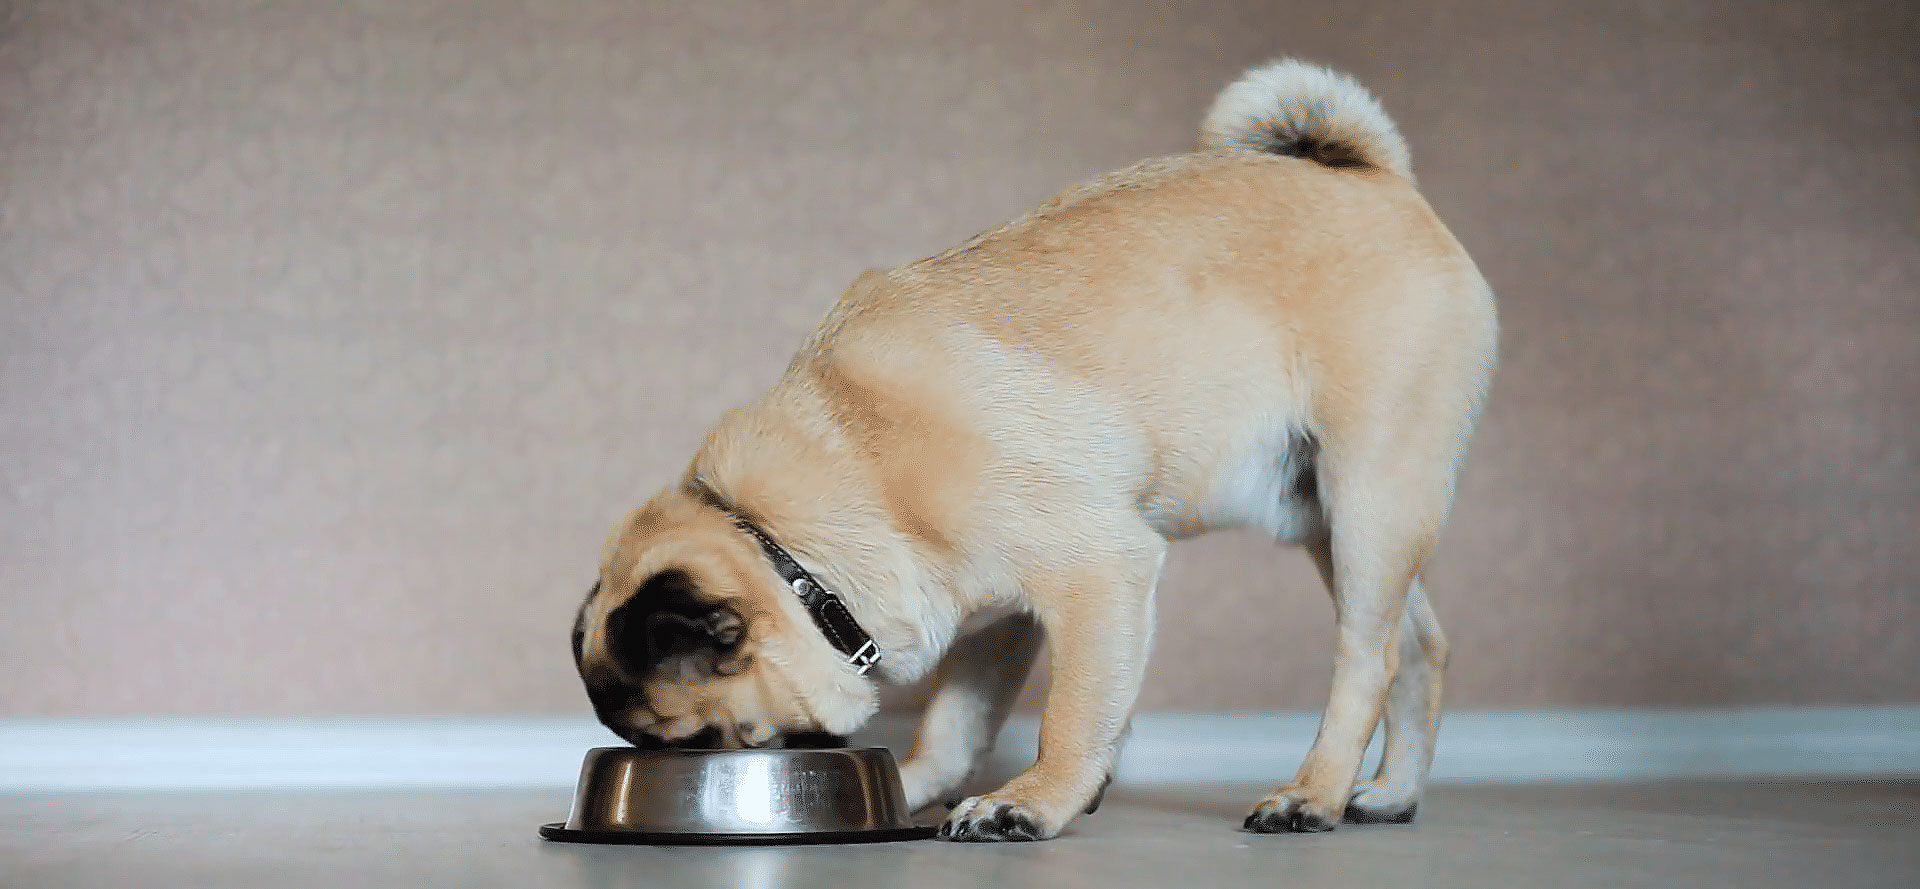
[1244,406,1461,833]
[1318,555,1447,824]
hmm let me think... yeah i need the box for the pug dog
[571,58,1497,842]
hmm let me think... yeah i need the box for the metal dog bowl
[539,746,934,845]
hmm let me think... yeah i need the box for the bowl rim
[538,822,936,845]
[581,745,897,756]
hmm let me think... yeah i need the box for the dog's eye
[604,570,744,678]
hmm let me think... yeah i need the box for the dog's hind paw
[1344,780,1420,824]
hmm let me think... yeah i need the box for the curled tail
[1201,58,1413,181]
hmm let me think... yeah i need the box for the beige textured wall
[2,1,1915,716]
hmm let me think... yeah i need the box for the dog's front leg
[898,612,1044,812]
[940,541,1163,842]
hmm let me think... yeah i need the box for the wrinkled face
[570,488,860,749]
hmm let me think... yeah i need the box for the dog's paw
[1243,789,1340,834]
[897,757,954,813]
[939,796,1059,842]
[1343,780,1419,824]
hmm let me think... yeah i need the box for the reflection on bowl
[540,746,933,845]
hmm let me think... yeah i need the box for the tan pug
[570,57,1497,841]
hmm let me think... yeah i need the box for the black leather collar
[690,483,880,676]
[730,519,881,676]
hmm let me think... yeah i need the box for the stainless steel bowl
[539,746,934,845]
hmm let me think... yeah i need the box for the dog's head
[571,484,877,749]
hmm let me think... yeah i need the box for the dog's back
[762,64,1495,551]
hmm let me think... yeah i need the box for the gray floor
[3,783,1916,888]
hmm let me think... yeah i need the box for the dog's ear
[570,581,599,673]
[605,569,744,678]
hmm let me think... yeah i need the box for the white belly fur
[1203,422,1322,543]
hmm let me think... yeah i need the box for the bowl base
[538,822,937,846]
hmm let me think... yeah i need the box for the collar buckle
[847,639,880,676]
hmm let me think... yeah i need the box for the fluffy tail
[1200,58,1412,180]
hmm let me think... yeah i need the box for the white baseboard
[2,707,1915,792]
